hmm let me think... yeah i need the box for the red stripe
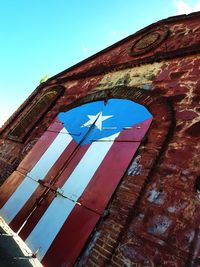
[78,126,141,214]
[17,142,90,240]
[0,171,26,209]
[41,204,100,267]
[78,119,152,214]
[117,118,152,141]
[17,119,63,174]
[0,120,62,209]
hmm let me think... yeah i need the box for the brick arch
[69,86,175,266]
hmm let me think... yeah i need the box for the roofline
[46,11,200,83]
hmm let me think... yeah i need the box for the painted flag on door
[0,99,152,267]
[58,98,152,144]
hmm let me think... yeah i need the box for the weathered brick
[185,121,200,137]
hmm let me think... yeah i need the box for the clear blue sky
[1,0,200,126]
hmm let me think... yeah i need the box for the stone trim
[128,26,169,56]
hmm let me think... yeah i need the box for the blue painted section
[58,99,152,145]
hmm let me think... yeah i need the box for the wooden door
[0,99,152,267]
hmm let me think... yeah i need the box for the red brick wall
[105,56,200,267]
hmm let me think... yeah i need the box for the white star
[81,112,113,130]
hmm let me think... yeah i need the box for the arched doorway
[0,98,152,267]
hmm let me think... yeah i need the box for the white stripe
[25,132,119,260]
[26,196,75,260]
[0,129,72,224]
[62,132,119,201]
[0,177,37,224]
[29,128,71,181]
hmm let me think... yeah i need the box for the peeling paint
[142,84,152,90]
[128,155,142,176]
[148,216,172,235]
[76,231,100,267]
[167,206,177,213]
[147,189,165,205]
[185,230,195,244]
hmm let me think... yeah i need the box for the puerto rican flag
[0,99,152,267]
